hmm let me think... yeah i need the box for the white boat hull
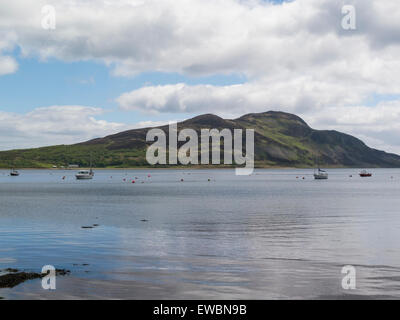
[314,174,328,180]
[75,175,93,180]
[10,169,19,176]
[75,170,94,180]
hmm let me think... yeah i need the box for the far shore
[1,167,296,170]
[0,165,395,170]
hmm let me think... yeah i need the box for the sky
[1,0,400,153]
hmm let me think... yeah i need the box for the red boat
[359,170,372,177]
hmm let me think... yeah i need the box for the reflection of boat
[75,169,94,180]
[10,169,19,176]
[360,170,372,177]
[314,155,328,180]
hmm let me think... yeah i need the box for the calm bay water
[1,168,400,299]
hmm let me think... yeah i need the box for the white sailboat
[314,155,328,180]
[75,169,94,180]
[10,168,20,176]
[75,154,94,180]
[314,168,328,180]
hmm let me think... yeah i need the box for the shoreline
[0,166,398,170]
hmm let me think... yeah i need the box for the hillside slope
[1,111,399,168]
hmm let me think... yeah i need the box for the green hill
[1,111,400,168]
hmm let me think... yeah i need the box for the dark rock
[0,268,70,289]
[0,272,42,288]
[55,269,70,276]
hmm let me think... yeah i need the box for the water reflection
[1,169,400,299]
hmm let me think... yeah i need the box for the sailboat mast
[89,152,93,175]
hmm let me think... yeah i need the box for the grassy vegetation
[0,144,149,168]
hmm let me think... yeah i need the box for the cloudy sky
[1,0,400,153]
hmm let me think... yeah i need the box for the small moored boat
[10,169,19,176]
[313,155,328,180]
[359,170,372,177]
[75,153,95,180]
[314,168,328,180]
[75,169,94,180]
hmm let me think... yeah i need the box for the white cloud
[0,32,18,75]
[0,106,131,150]
[135,120,172,128]
[1,0,400,153]
[117,79,366,117]
[1,0,399,77]
[0,105,182,150]
[308,101,400,154]
[0,55,17,75]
